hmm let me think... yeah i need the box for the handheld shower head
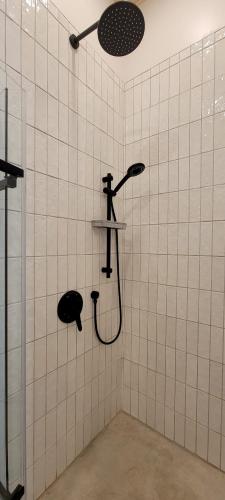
[70,1,145,57]
[127,163,145,177]
[113,162,145,195]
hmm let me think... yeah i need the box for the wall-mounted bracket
[0,175,17,191]
[0,159,24,191]
[0,159,24,178]
[69,21,99,49]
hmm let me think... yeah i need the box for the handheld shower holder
[103,187,116,196]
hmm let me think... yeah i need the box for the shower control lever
[57,291,83,332]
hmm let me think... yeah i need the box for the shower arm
[111,174,130,196]
[69,21,99,49]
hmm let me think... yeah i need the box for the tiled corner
[123,22,225,477]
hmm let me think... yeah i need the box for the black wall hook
[57,291,83,331]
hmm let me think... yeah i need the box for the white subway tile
[6,17,21,71]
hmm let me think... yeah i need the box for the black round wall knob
[57,291,83,331]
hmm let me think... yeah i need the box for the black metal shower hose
[91,199,122,345]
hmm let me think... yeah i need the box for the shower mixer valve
[57,291,83,331]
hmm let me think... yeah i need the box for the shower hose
[91,199,122,345]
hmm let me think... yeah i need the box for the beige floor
[41,412,225,500]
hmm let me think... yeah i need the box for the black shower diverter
[57,291,83,331]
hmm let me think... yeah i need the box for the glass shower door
[0,103,7,495]
[0,74,25,499]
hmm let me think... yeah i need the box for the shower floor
[40,412,225,500]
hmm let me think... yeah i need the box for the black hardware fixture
[70,21,99,49]
[0,89,25,499]
[91,163,145,345]
[102,163,145,279]
[69,1,145,56]
[102,173,113,278]
[57,291,83,331]
[0,159,24,178]
[0,483,25,500]
[0,159,24,191]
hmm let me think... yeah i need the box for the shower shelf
[92,220,127,230]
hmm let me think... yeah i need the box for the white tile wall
[0,0,124,499]
[123,26,225,474]
[2,0,225,497]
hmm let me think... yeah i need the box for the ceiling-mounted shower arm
[69,21,99,49]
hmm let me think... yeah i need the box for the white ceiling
[132,0,147,4]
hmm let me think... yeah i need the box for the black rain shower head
[113,162,145,195]
[98,1,145,56]
[69,1,145,57]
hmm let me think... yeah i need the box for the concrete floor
[41,412,225,500]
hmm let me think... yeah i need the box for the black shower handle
[71,291,83,332]
[75,312,82,332]
[57,291,83,332]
